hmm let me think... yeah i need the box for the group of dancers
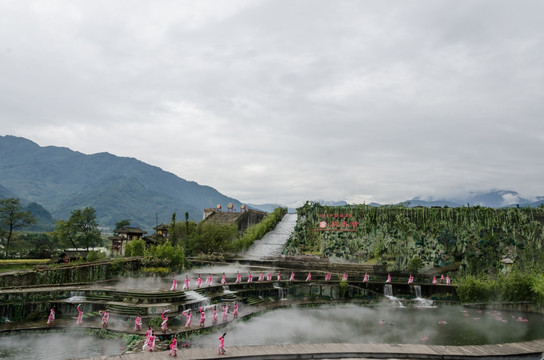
[170,271,452,290]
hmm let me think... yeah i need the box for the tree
[0,198,37,257]
[55,207,101,250]
[115,219,131,230]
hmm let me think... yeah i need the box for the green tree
[115,219,131,230]
[125,238,146,256]
[55,207,101,250]
[0,198,37,257]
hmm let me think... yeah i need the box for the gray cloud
[1,0,543,206]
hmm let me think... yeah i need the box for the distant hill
[0,135,243,231]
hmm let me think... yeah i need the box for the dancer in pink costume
[170,277,178,291]
[182,309,192,329]
[446,276,451,285]
[289,272,295,281]
[218,332,226,355]
[363,273,369,282]
[233,302,239,319]
[183,275,190,290]
[432,276,437,284]
[222,304,228,322]
[76,304,83,325]
[199,306,206,327]
[306,272,311,282]
[440,274,445,282]
[277,271,281,281]
[169,335,178,357]
[161,310,169,332]
[206,273,213,286]
[408,275,414,284]
[247,271,253,283]
[142,325,153,351]
[212,306,218,324]
[47,307,55,327]
[196,274,203,288]
[134,314,142,331]
[221,272,226,285]
[342,273,348,281]
[325,273,331,281]
[258,271,264,281]
[148,330,157,352]
[386,274,391,283]
[235,271,242,283]
[267,272,272,281]
[99,309,110,328]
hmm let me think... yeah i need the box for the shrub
[125,238,146,257]
[531,274,544,306]
[86,250,107,262]
[456,275,492,303]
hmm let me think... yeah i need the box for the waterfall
[413,285,434,307]
[244,214,297,259]
[184,291,211,308]
[383,284,404,307]
[273,283,287,300]
[66,291,86,303]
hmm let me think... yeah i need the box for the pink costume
[182,310,192,328]
[206,274,213,286]
[161,310,169,331]
[432,276,437,284]
[277,271,281,281]
[258,272,264,281]
[196,275,203,288]
[218,334,226,355]
[147,332,156,352]
[363,273,369,282]
[100,310,109,328]
[222,305,228,322]
[233,302,239,319]
[446,276,451,285]
[169,337,178,357]
[235,271,242,283]
[143,327,153,351]
[342,273,348,281]
[47,308,55,326]
[76,304,83,325]
[408,275,413,284]
[386,274,391,283]
[440,274,445,282]
[199,307,206,327]
[306,272,311,282]
[170,278,178,291]
[134,315,142,330]
[183,276,190,290]
[221,273,226,285]
[289,272,295,281]
[212,307,218,324]
[247,271,253,283]
[325,273,331,281]
[267,273,272,281]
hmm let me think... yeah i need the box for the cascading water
[273,283,287,300]
[184,291,211,308]
[65,291,86,303]
[244,214,297,259]
[383,284,404,307]
[413,285,434,307]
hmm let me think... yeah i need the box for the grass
[0,259,50,272]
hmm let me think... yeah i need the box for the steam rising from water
[189,304,542,348]
[0,334,123,360]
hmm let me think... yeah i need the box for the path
[87,340,544,359]
[243,213,297,259]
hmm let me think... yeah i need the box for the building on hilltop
[109,226,147,256]
[202,207,267,233]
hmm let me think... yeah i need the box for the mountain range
[0,135,243,231]
[1,135,542,232]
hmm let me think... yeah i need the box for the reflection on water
[189,304,544,348]
[0,333,124,360]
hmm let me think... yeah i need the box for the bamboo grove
[285,202,544,276]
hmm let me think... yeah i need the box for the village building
[202,205,267,233]
[109,226,147,256]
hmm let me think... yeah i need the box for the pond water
[0,333,124,360]
[189,304,544,348]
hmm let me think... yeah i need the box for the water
[273,283,287,300]
[189,304,544,348]
[0,333,124,360]
[384,284,404,307]
[413,285,434,308]
[244,214,297,259]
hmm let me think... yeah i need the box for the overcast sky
[1,0,543,206]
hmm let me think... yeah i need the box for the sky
[1,0,543,207]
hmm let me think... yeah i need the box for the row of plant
[285,202,544,276]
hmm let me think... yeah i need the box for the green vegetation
[0,198,37,257]
[55,207,102,250]
[233,207,288,251]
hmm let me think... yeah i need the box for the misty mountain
[0,135,243,230]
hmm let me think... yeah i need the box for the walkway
[88,340,544,360]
